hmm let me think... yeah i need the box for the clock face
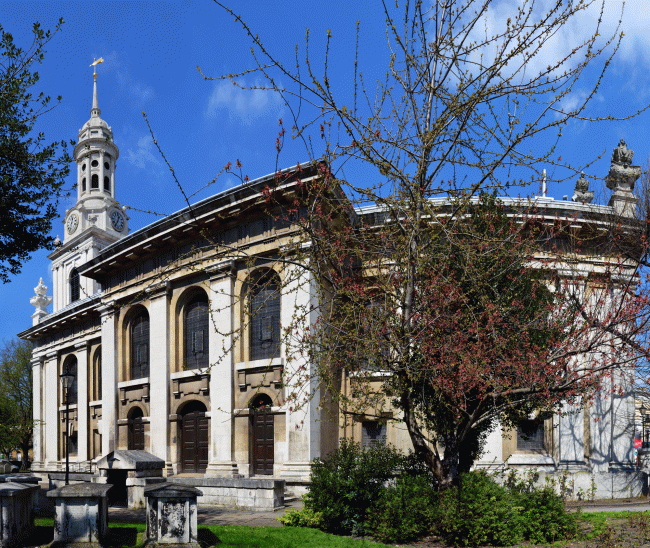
[66,213,78,234]
[111,210,125,232]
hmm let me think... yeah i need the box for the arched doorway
[251,394,274,475]
[180,401,208,473]
[128,407,145,451]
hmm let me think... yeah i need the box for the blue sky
[2,0,650,343]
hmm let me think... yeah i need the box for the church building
[18,70,642,498]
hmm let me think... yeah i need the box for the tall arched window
[104,176,110,192]
[82,178,86,192]
[62,356,78,405]
[91,174,99,189]
[70,269,80,303]
[131,310,150,379]
[93,348,102,401]
[184,294,209,370]
[249,272,281,361]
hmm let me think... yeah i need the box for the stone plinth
[169,477,284,510]
[47,483,112,547]
[96,450,165,508]
[144,483,202,548]
[0,482,38,548]
[0,476,42,510]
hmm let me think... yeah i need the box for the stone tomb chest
[96,450,165,508]
[47,483,112,547]
[0,482,38,548]
[144,483,202,548]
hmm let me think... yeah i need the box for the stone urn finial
[30,278,52,326]
[606,139,640,217]
[572,172,594,204]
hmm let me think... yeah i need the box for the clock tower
[49,59,129,312]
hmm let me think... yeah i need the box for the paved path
[36,487,303,528]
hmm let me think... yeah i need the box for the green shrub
[305,438,403,536]
[514,485,577,543]
[277,506,323,528]
[437,471,578,547]
[438,472,525,547]
[370,474,439,543]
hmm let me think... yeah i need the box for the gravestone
[144,483,202,547]
[0,482,37,548]
[47,483,112,547]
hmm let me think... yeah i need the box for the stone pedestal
[0,482,38,548]
[47,483,112,547]
[144,483,202,548]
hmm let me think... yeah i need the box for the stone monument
[606,139,641,217]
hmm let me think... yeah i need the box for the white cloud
[127,135,160,169]
[102,51,154,106]
[205,79,284,125]
[463,0,650,83]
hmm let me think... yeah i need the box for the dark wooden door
[252,409,274,475]
[181,403,208,473]
[128,409,145,451]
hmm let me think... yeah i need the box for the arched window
[82,178,86,192]
[93,348,102,401]
[184,294,209,370]
[91,174,99,189]
[249,272,281,361]
[131,311,150,379]
[62,356,78,405]
[70,269,80,303]
[104,176,110,192]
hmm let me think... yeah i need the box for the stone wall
[170,477,284,510]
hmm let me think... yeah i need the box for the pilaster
[206,262,238,477]
[99,303,117,456]
[280,266,320,480]
[75,342,89,462]
[44,352,59,468]
[149,284,171,474]
[31,355,44,468]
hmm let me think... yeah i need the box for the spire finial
[90,57,104,117]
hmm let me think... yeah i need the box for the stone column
[206,261,238,477]
[76,342,89,463]
[611,366,636,465]
[281,266,320,481]
[149,284,171,474]
[99,303,118,456]
[31,355,43,469]
[44,352,59,468]
[558,400,584,465]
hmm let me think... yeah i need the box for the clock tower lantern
[49,59,129,312]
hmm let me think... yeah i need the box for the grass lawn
[30,518,397,548]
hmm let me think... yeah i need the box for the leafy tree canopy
[0,19,72,283]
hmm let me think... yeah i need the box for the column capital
[146,280,171,300]
[45,351,58,361]
[207,260,235,281]
[97,301,117,317]
[75,341,89,351]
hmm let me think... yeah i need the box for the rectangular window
[517,420,545,452]
[362,421,386,448]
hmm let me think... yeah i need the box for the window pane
[362,421,386,448]
[517,420,545,452]
[250,276,281,361]
[185,297,209,369]
[131,313,149,379]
